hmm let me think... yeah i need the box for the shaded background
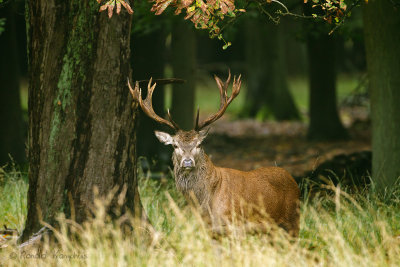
[1,0,370,184]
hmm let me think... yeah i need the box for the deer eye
[172,144,178,149]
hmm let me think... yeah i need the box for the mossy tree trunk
[21,1,142,241]
[171,22,196,130]
[243,18,300,121]
[0,1,26,165]
[363,0,400,191]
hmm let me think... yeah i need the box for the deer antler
[195,71,242,131]
[128,78,180,131]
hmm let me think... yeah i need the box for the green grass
[0,167,28,232]
[289,74,362,113]
[1,168,400,266]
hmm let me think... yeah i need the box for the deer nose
[182,159,194,168]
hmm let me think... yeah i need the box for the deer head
[153,130,208,169]
[128,71,242,170]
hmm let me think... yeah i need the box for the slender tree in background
[363,0,400,191]
[132,29,170,167]
[0,1,26,166]
[243,17,300,121]
[306,33,348,141]
[171,21,197,130]
[22,1,142,241]
[283,15,307,77]
[304,4,348,141]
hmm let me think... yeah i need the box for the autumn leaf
[99,4,108,12]
[182,0,194,8]
[151,0,175,15]
[220,0,234,14]
[108,4,114,18]
[184,9,196,20]
[98,0,133,17]
[207,0,217,7]
[121,1,134,14]
[116,2,121,14]
[198,0,208,13]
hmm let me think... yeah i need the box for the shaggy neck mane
[172,149,217,208]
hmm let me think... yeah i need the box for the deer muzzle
[182,158,195,169]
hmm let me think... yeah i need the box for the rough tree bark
[243,17,300,121]
[363,0,400,191]
[21,1,142,241]
[0,2,26,165]
[171,21,196,130]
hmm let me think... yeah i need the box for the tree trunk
[282,12,307,77]
[363,0,400,191]
[304,5,348,141]
[132,30,170,167]
[0,1,26,165]
[21,1,142,241]
[243,18,300,121]
[171,22,196,130]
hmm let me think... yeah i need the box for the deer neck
[172,149,219,207]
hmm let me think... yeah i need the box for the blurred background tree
[304,3,348,141]
[170,20,197,130]
[131,1,170,171]
[243,12,300,121]
[0,0,26,166]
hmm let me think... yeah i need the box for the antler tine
[196,71,242,131]
[127,78,140,102]
[167,109,180,130]
[213,70,231,106]
[146,77,156,98]
[228,74,242,104]
[127,78,180,131]
[224,69,232,97]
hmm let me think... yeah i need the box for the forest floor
[202,108,371,179]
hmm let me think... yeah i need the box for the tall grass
[0,166,28,231]
[0,168,399,266]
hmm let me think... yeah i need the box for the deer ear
[154,131,174,145]
[198,128,209,144]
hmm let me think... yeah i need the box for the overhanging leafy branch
[96,0,362,48]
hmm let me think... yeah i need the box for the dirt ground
[203,116,371,179]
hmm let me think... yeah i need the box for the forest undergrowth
[0,164,399,266]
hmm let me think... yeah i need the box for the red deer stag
[128,72,300,237]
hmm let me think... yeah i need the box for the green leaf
[222,42,231,50]
[187,5,196,12]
